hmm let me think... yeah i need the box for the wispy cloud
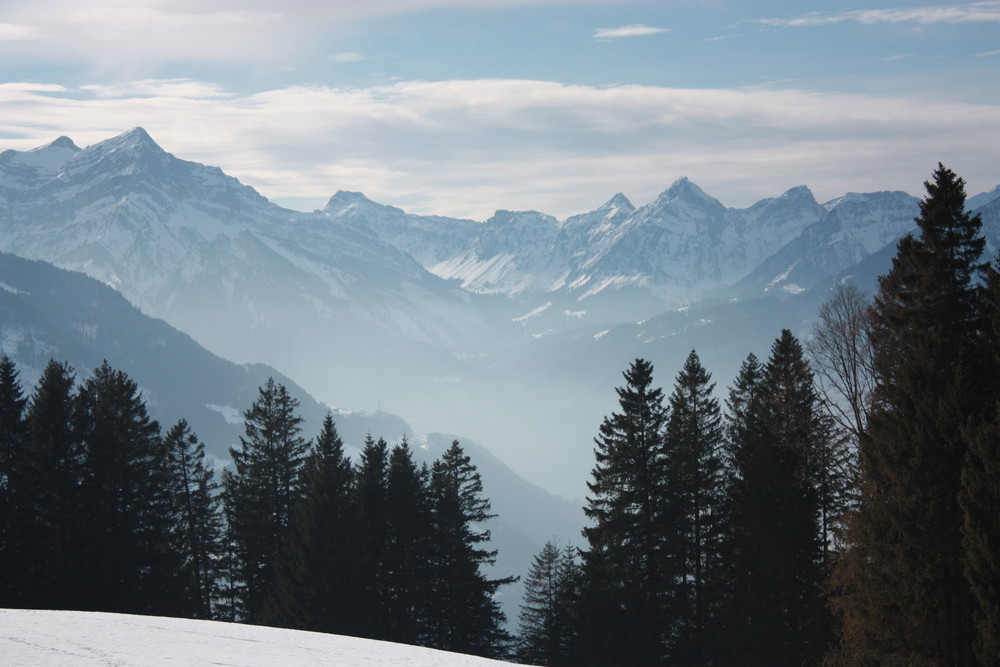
[0,22,39,41]
[1,78,997,220]
[330,51,365,63]
[755,2,1000,28]
[593,24,669,39]
[976,48,1000,56]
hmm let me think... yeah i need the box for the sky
[0,0,997,220]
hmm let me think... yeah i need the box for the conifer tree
[15,360,82,609]
[221,377,309,623]
[75,361,182,615]
[831,165,990,665]
[960,257,1000,664]
[721,334,831,665]
[215,497,247,622]
[661,349,726,664]
[517,540,580,666]
[264,413,363,635]
[580,358,668,665]
[385,439,433,645]
[0,355,27,606]
[355,434,391,638]
[163,419,222,619]
[426,440,514,658]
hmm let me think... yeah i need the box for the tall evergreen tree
[721,334,831,666]
[264,413,363,635]
[0,355,27,607]
[385,438,434,645]
[354,434,391,639]
[580,358,668,665]
[15,360,82,609]
[831,165,989,665]
[163,419,222,619]
[74,361,182,615]
[960,256,1000,665]
[718,353,767,663]
[221,377,309,623]
[660,350,726,664]
[426,440,514,658]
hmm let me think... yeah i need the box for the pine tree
[15,360,83,609]
[718,353,770,663]
[960,256,1000,665]
[721,334,832,666]
[75,361,182,615]
[163,419,222,619]
[0,355,27,607]
[517,540,580,666]
[221,377,309,623]
[660,349,726,664]
[580,358,668,665]
[426,440,514,658]
[264,413,363,635]
[831,165,989,665]
[385,438,434,645]
[355,434,391,639]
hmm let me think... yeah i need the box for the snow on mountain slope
[734,190,921,297]
[0,129,495,413]
[0,609,523,666]
[348,177,828,333]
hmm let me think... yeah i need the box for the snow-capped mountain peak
[322,190,405,218]
[662,177,723,208]
[599,192,635,215]
[94,126,165,157]
[0,135,80,175]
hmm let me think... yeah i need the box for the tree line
[516,165,1000,666]
[0,367,514,658]
[1,164,997,665]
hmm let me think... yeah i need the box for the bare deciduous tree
[808,282,875,443]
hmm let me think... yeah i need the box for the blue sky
[1,0,997,219]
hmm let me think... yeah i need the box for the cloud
[330,51,365,63]
[0,0,583,70]
[976,49,1000,56]
[0,78,997,221]
[0,22,39,41]
[755,2,1000,27]
[593,24,669,39]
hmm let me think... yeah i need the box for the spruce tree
[722,334,832,666]
[264,413,363,635]
[719,353,769,663]
[15,360,82,609]
[831,165,989,665]
[960,256,1000,665]
[661,349,726,664]
[355,434,391,639]
[580,358,668,665]
[163,419,222,619]
[75,361,182,615]
[426,440,514,658]
[0,355,27,607]
[517,540,580,666]
[385,439,433,645]
[221,377,309,623]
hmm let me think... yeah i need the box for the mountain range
[1,128,999,503]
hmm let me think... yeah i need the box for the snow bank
[0,609,523,667]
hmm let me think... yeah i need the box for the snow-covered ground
[0,609,524,666]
